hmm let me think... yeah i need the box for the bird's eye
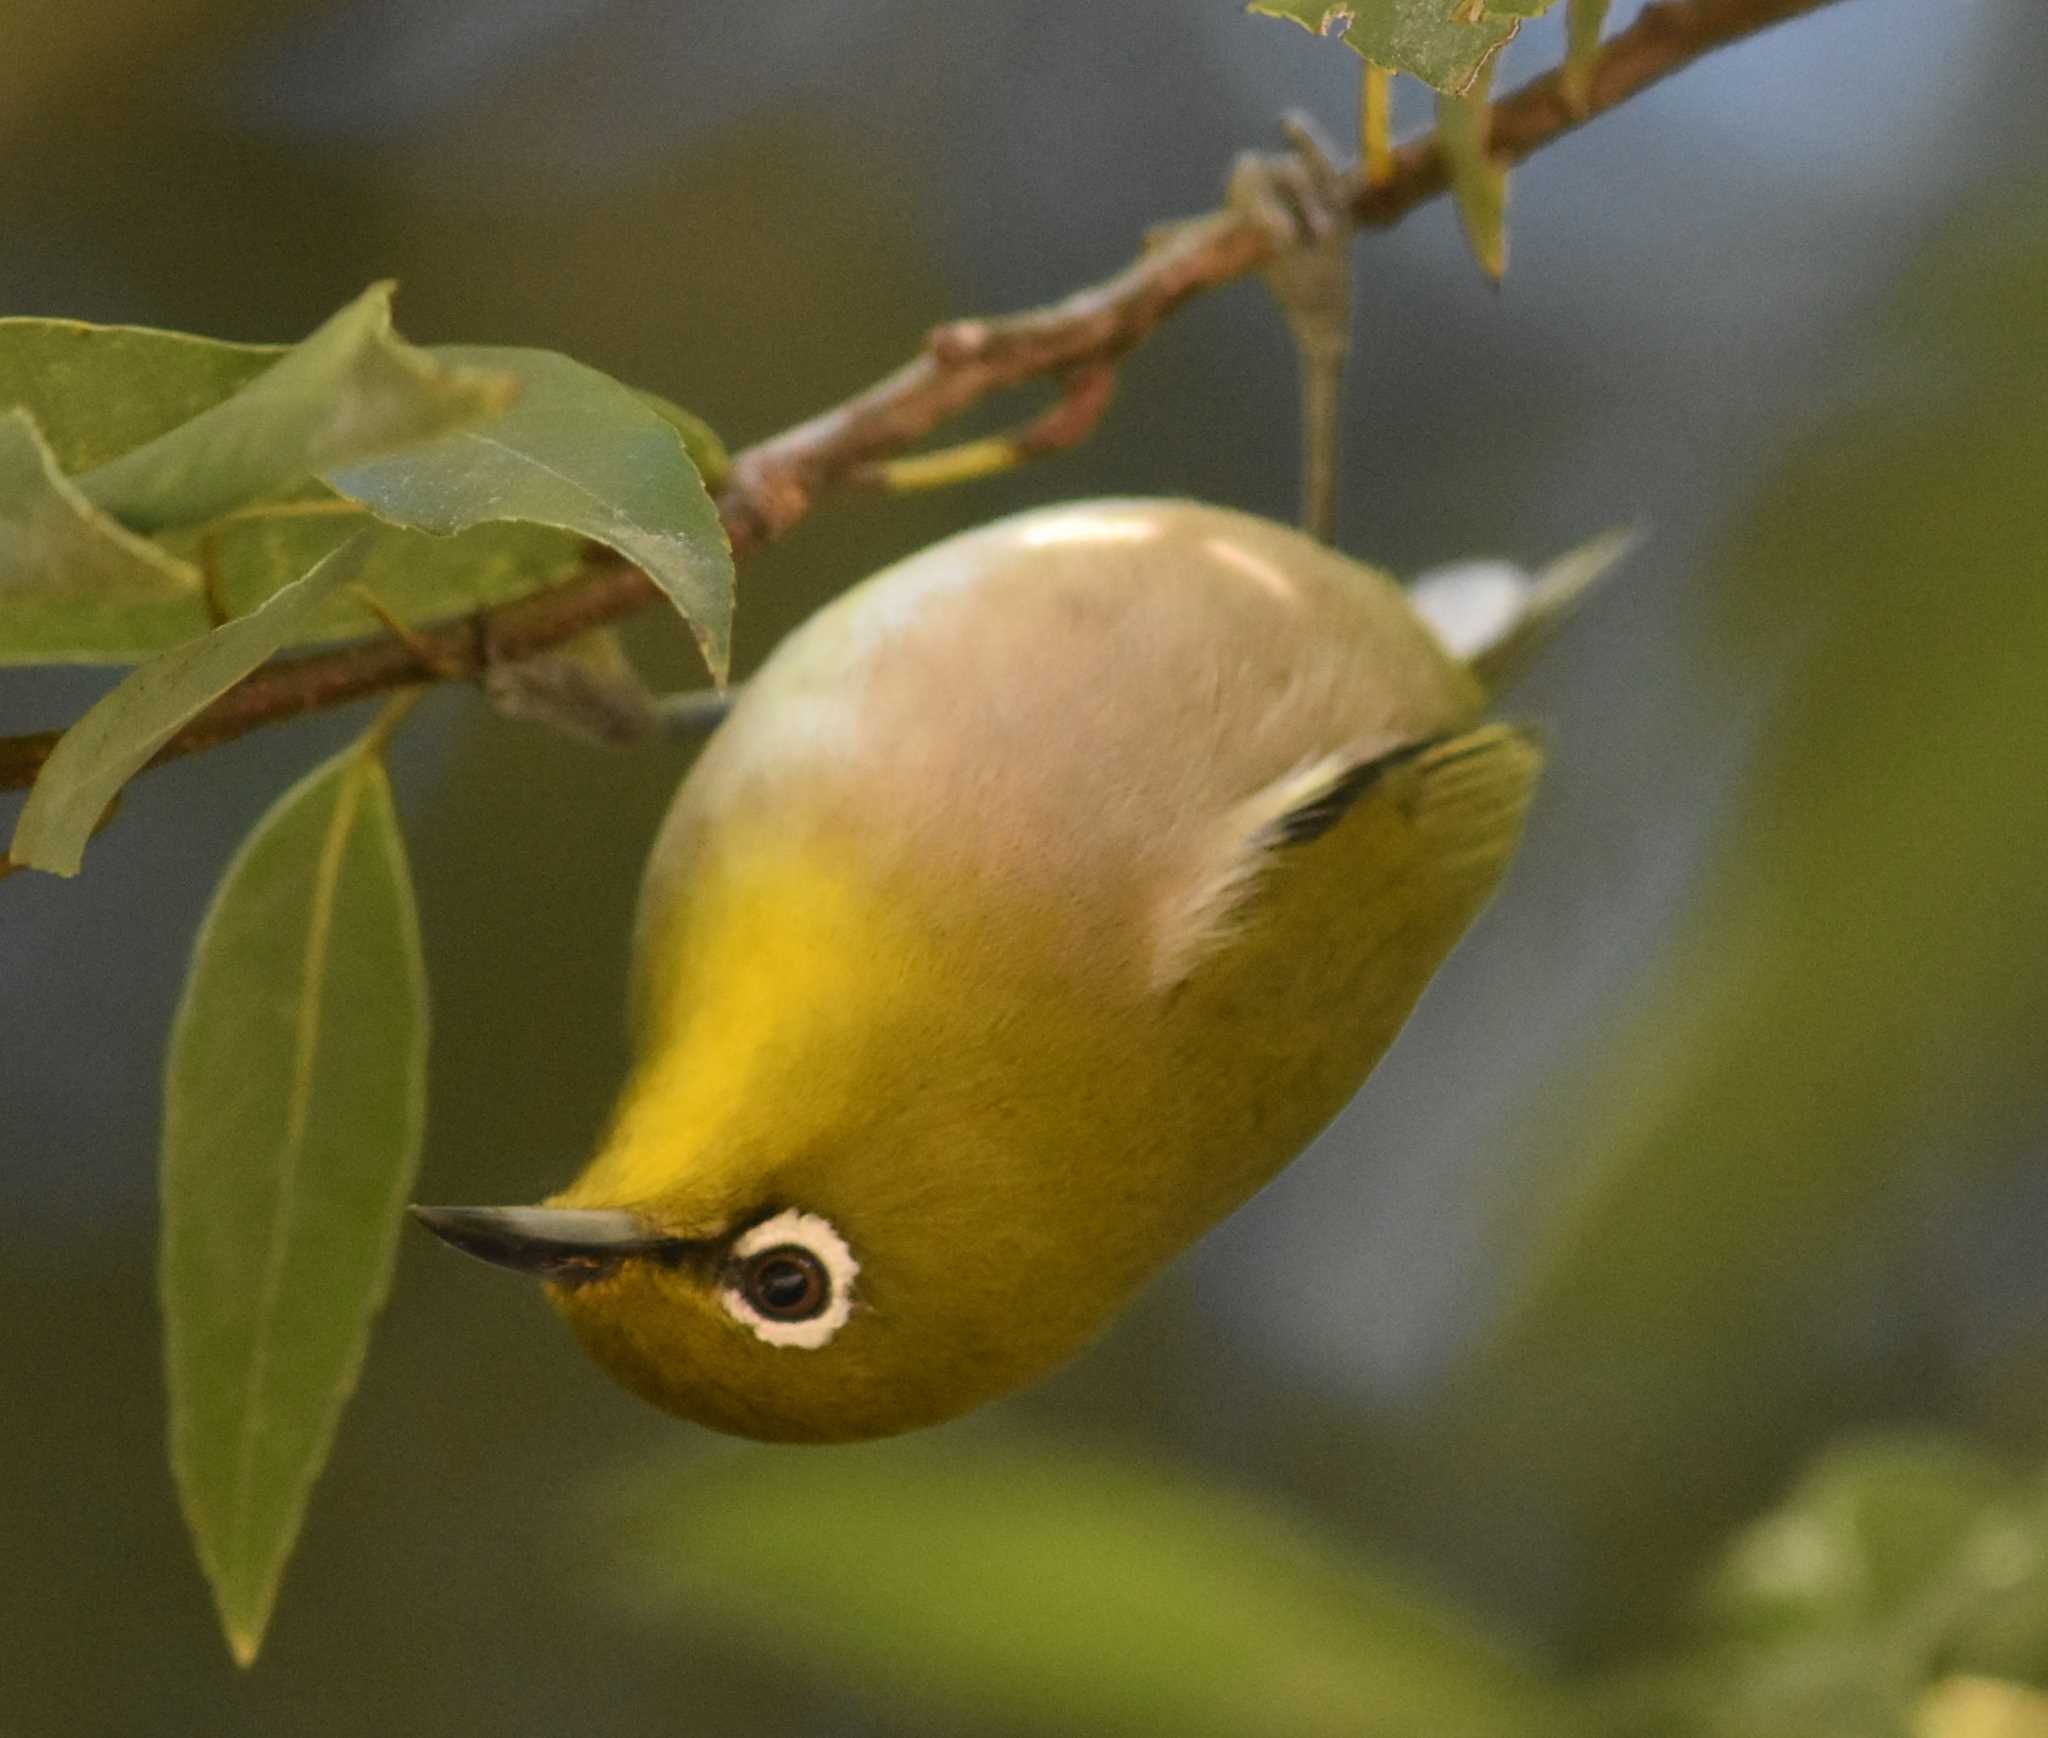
[742,1246,830,1321]
[719,1208,860,1348]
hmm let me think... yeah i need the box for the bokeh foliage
[604,1441,1571,1738]
[1432,181,2048,1656]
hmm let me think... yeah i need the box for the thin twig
[865,365,1119,492]
[0,0,1842,797]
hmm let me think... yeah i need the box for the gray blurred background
[5,1,2045,1733]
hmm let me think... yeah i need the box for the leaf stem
[357,690,425,762]
[1362,66,1394,186]
[349,586,467,679]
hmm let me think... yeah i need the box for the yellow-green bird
[417,499,1614,1442]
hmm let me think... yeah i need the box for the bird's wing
[1150,723,1540,991]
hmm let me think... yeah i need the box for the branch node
[929,320,993,365]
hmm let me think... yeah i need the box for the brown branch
[857,363,1120,491]
[0,0,1843,797]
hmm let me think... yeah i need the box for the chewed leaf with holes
[328,347,735,681]
[1247,0,1529,96]
[162,730,427,1666]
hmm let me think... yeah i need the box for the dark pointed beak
[410,1204,688,1282]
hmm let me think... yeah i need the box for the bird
[415,497,1615,1442]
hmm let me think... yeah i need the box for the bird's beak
[410,1204,687,1282]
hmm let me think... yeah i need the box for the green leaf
[0,313,278,474]
[0,407,206,658]
[0,313,299,664]
[1563,0,1612,110]
[0,301,562,666]
[8,536,372,876]
[599,1440,1568,1738]
[72,283,517,535]
[328,347,735,681]
[1439,67,1509,280]
[633,388,733,493]
[0,306,724,667]
[162,722,427,1666]
[154,501,588,653]
[0,498,589,668]
[1248,0,1523,97]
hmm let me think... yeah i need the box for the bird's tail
[1408,525,1639,690]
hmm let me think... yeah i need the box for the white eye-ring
[719,1209,860,1349]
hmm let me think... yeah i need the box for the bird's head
[413,1191,934,1442]
[413,860,1138,1442]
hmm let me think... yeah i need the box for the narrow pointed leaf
[1438,70,1509,280]
[601,1442,1571,1738]
[145,502,588,660]
[0,407,207,658]
[0,500,592,667]
[1564,0,1612,111]
[163,731,428,1666]
[75,283,517,535]
[327,346,734,681]
[9,536,371,876]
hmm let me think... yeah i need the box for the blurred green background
[5,2,2046,1733]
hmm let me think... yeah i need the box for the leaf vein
[456,431,671,547]
[222,750,371,1582]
